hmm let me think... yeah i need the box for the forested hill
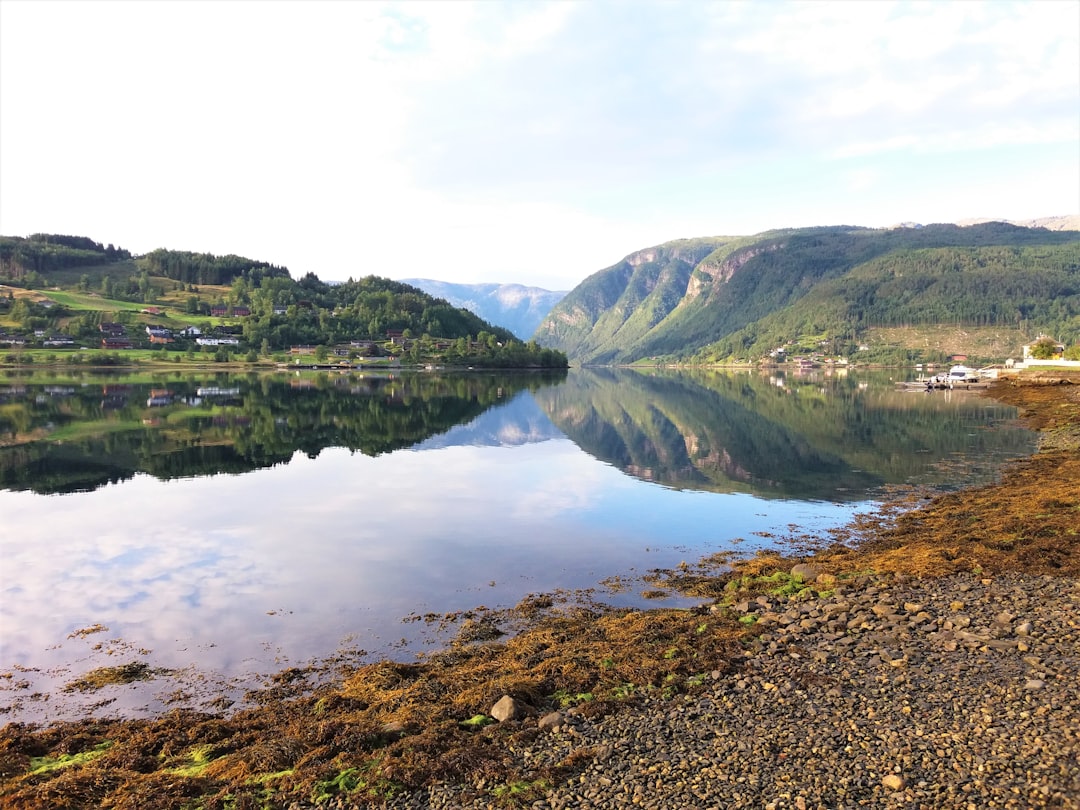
[0,233,568,366]
[0,234,132,280]
[534,223,1080,365]
[138,248,290,286]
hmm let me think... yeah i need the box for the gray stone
[538,711,565,731]
[491,694,525,722]
[790,563,818,582]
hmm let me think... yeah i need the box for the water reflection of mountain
[0,372,566,495]
[533,368,1036,501]
[413,393,565,450]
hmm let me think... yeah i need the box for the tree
[1029,337,1061,360]
[314,344,329,362]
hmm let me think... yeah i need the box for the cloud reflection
[1,433,862,721]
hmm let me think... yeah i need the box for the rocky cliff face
[686,243,783,301]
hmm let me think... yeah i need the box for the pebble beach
[374,570,1079,810]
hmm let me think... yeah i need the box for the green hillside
[0,234,567,368]
[534,223,1080,365]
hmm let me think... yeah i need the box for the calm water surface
[0,368,1035,721]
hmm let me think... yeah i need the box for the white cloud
[1,0,1076,289]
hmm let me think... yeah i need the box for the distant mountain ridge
[952,215,1080,232]
[534,221,1080,365]
[401,279,567,339]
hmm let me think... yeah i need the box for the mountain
[953,215,1080,232]
[534,222,1080,365]
[401,279,567,339]
[532,368,1035,501]
[413,390,565,450]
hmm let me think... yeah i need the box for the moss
[29,741,113,774]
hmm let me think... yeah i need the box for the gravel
[364,571,1080,810]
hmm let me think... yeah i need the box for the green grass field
[41,290,145,313]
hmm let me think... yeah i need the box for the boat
[946,365,980,384]
[899,365,990,390]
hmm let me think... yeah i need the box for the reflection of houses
[101,385,131,409]
[147,389,173,407]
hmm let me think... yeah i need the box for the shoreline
[2,372,1078,808]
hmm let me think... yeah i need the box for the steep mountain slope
[401,279,567,339]
[534,223,1080,364]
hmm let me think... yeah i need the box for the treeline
[138,248,290,286]
[174,272,527,351]
[0,234,131,280]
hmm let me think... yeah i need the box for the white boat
[946,365,980,384]
[900,365,986,390]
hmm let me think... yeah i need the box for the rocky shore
[374,570,1079,810]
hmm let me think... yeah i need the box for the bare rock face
[490,695,525,722]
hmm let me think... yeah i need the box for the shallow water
[0,367,1035,722]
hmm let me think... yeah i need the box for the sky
[1,1,1077,291]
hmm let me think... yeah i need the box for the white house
[196,337,240,346]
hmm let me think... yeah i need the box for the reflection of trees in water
[0,371,566,494]
[534,369,1035,501]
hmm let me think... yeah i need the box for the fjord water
[0,368,1034,722]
